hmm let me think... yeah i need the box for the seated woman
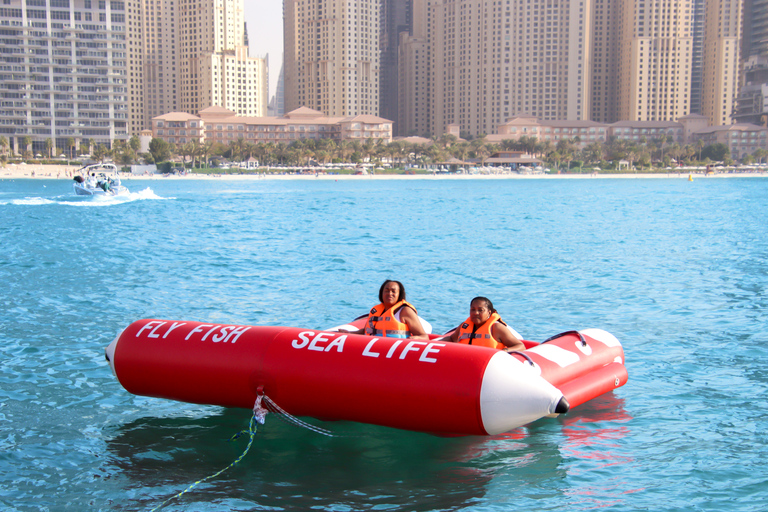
[341,280,428,339]
[444,297,525,352]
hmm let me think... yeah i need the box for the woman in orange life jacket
[341,280,428,339]
[445,296,525,352]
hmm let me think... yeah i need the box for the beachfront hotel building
[127,0,268,135]
[692,123,768,158]
[151,106,392,145]
[283,0,380,118]
[483,113,768,153]
[0,0,130,156]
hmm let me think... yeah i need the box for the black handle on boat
[541,330,588,347]
[508,350,535,366]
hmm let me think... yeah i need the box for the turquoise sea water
[1,176,767,511]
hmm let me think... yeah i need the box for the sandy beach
[1,163,766,180]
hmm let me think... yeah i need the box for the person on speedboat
[444,296,524,352]
[340,280,428,339]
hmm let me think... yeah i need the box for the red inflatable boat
[106,318,627,436]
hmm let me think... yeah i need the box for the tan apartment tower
[590,0,622,123]
[401,0,592,139]
[397,0,431,137]
[284,0,380,117]
[700,0,741,126]
[616,0,694,121]
[127,0,268,134]
[127,0,177,136]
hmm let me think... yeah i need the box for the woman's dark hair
[379,280,406,302]
[470,296,496,314]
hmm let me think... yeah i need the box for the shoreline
[1,164,767,180]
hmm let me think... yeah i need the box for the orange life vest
[457,312,507,349]
[364,300,417,338]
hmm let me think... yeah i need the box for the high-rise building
[397,0,430,137]
[590,0,621,123]
[380,0,410,133]
[284,0,380,117]
[127,0,177,136]
[734,0,768,127]
[688,0,705,115]
[128,0,268,134]
[0,0,129,156]
[0,0,267,155]
[700,0,741,126]
[616,0,694,122]
[595,0,741,126]
[400,0,592,138]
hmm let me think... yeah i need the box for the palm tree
[427,143,447,166]
[383,141,401,167]
[0,136,8,158]
[521,135,539,156]
[580,142,604,166]
[227,138,247,163]
[695,139,705,162]
[438,133,458,148]
[475,144,491,166]
[93,144,111,163]
[450,141,470,162]
[45,138,53,159]
[200,140,214,168]
[337,140,353,163]
[178,142,194,167]
[187,140,200,168]
[22,136,32,159]
[655,133,669,164]
[536,140,555,160]
[360,138,376,164]
[556,138,578,171]
[67,138,76,160]
[667,143,683,167]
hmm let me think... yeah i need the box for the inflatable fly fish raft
[105,318,627,436]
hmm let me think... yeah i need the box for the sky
[244,1,284,102]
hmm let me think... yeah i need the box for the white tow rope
[150,392,353,510]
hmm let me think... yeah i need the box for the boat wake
[4,187,170,206]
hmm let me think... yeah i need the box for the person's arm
[399,306,429,339]
[337,326,364,334]
[432,328,458,342]
[492,322,525,352]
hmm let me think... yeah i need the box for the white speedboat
[73,163,129,196]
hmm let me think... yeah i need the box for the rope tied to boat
[149,396,269,511]
[261,394,357,437]
[150,391,359,509]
